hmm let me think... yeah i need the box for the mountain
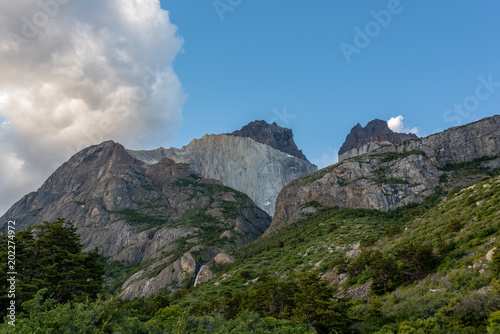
[6,158,499,332]
[227,120,309,162]
[128,121,317,215]
[267,115,500,235]
[0,141,270,298]
[2,116,500,333]
[338,119,418,162]
[0,120,316,298]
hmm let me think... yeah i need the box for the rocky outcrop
[0,141,271,298]
[228,120,309,162]
[338,119,417,162]
[121,252,197,299]
[213,252,236,265]
[336,282,372,300]
[486,247,498,262]
[267,116,500,236]
[128,131,317,215]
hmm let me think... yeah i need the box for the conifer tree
[0,218,104,320]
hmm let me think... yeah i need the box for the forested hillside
[2,172,499,333]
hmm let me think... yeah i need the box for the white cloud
[387,115,419,135]
[387,115,404,132]
[0,0,186,216]
[313,148,339,169]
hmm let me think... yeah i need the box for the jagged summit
[338,119,418,162]
[228,120,310,163]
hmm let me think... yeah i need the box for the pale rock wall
[128,134,317,215]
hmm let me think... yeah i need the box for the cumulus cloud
[387,115,419,135]
[0,0,186,215]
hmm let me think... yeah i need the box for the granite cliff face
[338,119,418,162]
[0,141,271,298]
[267,116,500,236]
[128,124,317,215]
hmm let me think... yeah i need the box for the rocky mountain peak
[338,119,418,161]
[38,140,143,195]
[267,115,500,236]
[1,139,272,298]
[228,120,309,162]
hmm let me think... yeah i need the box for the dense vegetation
[1,172,499,333]
[0,219,104,325]
[176,175,500,333]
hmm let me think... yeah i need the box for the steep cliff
[338,119,418,162]
[267,115,500,236]
[128,131,317,215]
[0,141,271,298]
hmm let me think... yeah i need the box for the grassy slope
[174,174,500,333]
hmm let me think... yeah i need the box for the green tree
[347,250,372,278]
[492,249,500,274]
[394,241,439,283]
[370,252,402,295]
[0,218,104,320]
[290,271,352,334]
[4,289,120,333]
[488,310,500,334]
[384,224,401,238]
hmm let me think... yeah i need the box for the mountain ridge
[267,115,500,236]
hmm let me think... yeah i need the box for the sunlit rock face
[267,116,500,236]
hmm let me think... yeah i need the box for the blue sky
[1,0,500,215]
[160,0,500,167]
